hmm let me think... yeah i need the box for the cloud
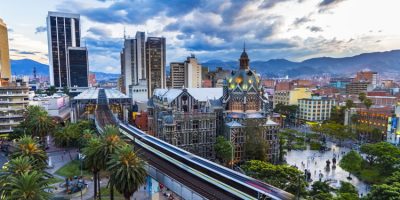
[59,0,202,24]
[35,26,46,34]
[318,0,347,12]
[307,26,323,32]
[87,27,112,37]
[8,28,14,32]
[259,0,290,9]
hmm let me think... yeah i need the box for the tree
[336,181,359,200]
[244,119,269,161]
[22,106,55,144]
[97,125,125,200]
[107,145,147,200]
[364,182,400,200]
[278,136,287,163]
[11,136,48,171]
[242,160,308,197]
[83,137,102,199]
[358,92,366,103]
[345,99,355,110]
[214,136,233,166]
[53,122,80,147]
[363,98,373,110]
[6,171,52,200]
[47,86,57,96]
[360,142,400,173]
[385,171,400,185]
[309,181,334,199]
[370,128,382,143]
[321,123,355,145]
[330,106,345,124]
[339,150,362,178]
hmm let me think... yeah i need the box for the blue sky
[1,0,400,73]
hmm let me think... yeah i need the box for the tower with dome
[222,47,279,164]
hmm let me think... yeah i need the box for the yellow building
[273,87,312,108]
[0,18,11,80]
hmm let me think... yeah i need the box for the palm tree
[23,106,55,144]
[53,122,80,147]
[107,145,147,200]
[11,136,48,171]
[4,156,33,175]
[7,171,52,200]
[98,125,125,200]
[82,137,102,199]
[364,98,373,110]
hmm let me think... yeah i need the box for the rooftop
[153,88,223,103]
[73,88,99,100]
[105,88,130,99]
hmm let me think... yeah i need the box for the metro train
[118,122,295,200]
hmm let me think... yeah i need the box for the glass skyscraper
[67,47,88,87]
[47,12,80,88]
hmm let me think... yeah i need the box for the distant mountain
[202,50,400,78]
[10,59,49,76]
[92,71,120,81]
[10,59,121,80]
[11,49,400,79]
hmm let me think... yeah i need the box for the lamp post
[231,142,234,169]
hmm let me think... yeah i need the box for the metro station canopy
[72,88,131,105]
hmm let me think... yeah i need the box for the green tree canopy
[11,136,48,171]
[309,181,334,199]
[107,145,147,200]
[363,98,374,110]
[358,92,366,103]
[339,150,362,177]
[345,99,355,110]
[244,120,269,161]
[360,142,400,173]
[214,136,233,165]
[242,160,307,197]
[364,182,400,200]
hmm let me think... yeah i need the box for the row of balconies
[0,92,29,96]
[0,106,25,111]
[0,120,22,126]
[0,100,26,104]
[0,114,24,119]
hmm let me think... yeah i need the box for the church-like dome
[226,46,261,92]
[227,69,260,91]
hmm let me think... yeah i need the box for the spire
[123,26,126,39]
[239,43,250,70]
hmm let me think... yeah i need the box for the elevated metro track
[94,106,294,200]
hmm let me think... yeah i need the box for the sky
[1,0,400,74]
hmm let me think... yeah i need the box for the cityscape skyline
[1,0,400,74]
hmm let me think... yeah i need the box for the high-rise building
[120,33,165,100]
[67,47,88,87]
[170,62,185,88]
[146,37,166,98]
[120,32,147,97]
[47,12,80,88]
[184,55,202,88]
[170,55,202,89]
[0,18,11,80]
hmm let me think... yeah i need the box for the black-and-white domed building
[222,47,279,164]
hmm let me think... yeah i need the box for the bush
[310,141,322,150]
[359,168,385,184]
